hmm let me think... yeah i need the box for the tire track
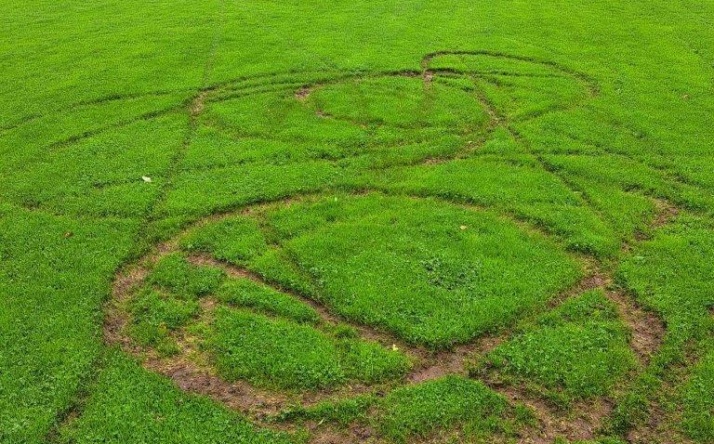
[95,51,686,443]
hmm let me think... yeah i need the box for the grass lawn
[1,1,713,443]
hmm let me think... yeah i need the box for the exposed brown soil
[295,87,311,101]
[150,359,288,420]
[651,199,680,229]
[493,384,614,444]
[307,424,376,444]
[625,342,706,444]
[408,341,482,384]
[190,91,209,117]
[606,289,665,365]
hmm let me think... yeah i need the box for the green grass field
[1,1,713,443]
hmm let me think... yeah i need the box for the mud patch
[495,385,613,444]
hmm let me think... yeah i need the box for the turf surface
[1,1,713,443]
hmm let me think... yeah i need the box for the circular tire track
[94,51,673,443]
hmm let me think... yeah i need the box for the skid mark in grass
[46,105,185,152]
[10,51,596,221]
[606,288,665,367]
[93,50,704,443]
[406,268,610,387]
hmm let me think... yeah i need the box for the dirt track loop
[103,51,676,443]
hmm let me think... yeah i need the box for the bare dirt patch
[295,87,312,102]
[493,384,614,444]
[607,289,665,365]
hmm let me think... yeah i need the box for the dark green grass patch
[122,254,410,391]
[308,76,489,132]
[125,254,225,355]
[0,205,138,443]
[1,113,189,218]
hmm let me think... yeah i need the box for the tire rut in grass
[96,51,691,443]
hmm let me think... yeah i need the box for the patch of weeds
[421,255,482,291]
